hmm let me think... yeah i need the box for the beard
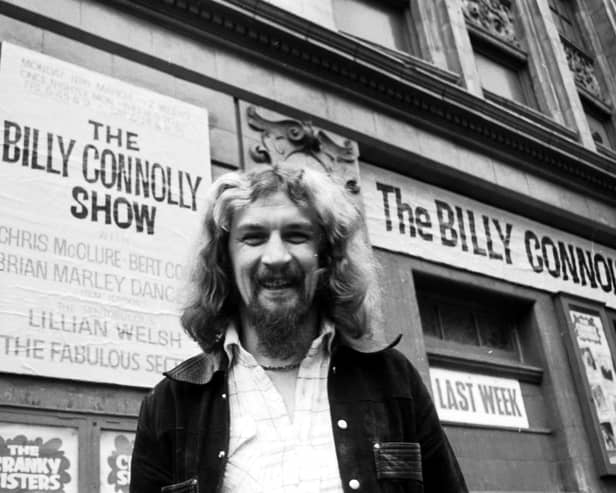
[244,262,316,360]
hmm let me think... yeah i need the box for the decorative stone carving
[561,38,603,100]
[246,106,360,193]
[462,0,520,47]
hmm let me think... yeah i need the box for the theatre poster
[0,423,79,493]
[0,42,209,387]
[99,430,134,493]
[556,296,616,476]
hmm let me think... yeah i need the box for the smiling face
[228,191,322,355]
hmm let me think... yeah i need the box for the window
[549,0,584,48]
[0,409,137,492]
[549,0,615,148]
[462,0,536,108]
[417,275,524,361]
[333,0,411,53]
[585,107,612,147]
[474,51,526,104]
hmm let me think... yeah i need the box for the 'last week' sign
[430,368,529,429]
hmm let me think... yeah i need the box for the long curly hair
[181,163,381,351]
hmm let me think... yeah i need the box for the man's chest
[222,353,342,492]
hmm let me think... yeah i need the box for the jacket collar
[164,332,402,385]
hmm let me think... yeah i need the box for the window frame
[0,407,137,492]
[415,272,543,385]
[463,1,539,109]
[419,289,521,359]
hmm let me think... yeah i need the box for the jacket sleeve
[411,363,469,493]
[130,391,174,493]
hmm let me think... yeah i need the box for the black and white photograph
[1,1,616,491]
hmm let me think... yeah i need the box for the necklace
[261,361,301,371]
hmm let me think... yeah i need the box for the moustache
[253,265,326,290]
[255,263,304,288]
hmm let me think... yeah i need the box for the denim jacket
[130,335,468,493]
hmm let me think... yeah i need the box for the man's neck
[238,309,319,368]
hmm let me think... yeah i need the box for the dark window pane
[418,299,441,338]
[586,111,611,148]
[477,311,514,351]
[416,276,522,359]
[440,303,478,345]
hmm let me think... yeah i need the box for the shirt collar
[165,328,400,385]
[223,323,241,367]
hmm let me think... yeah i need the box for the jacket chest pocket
[374,442,423,493]
[161,477,199,493]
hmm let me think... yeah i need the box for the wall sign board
[0,423,78,493]
[361,163,616,310]
[429,367,529,429]
[0,43,209,387]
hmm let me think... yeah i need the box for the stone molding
[461,0,520,48]
[246,105,360,193]
[561,36,609,107]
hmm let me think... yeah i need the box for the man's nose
[261,232,291,267]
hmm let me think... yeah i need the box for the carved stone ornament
[246,106,360,193]
[561,38,603,101]
[462,0,520,47]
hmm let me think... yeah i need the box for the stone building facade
[2,0,616,491]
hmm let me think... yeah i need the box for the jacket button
[337,419,348,429]
[349,479,360,489]
[373,442,380,449]
[217,450,226,459]
[221,393,227,400]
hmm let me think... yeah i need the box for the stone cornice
[109,0,616,200]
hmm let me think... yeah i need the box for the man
[130,163,468,493]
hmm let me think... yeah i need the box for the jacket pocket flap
[374,441,422,481]
[161,477,199,493]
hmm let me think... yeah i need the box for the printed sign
[430,367,529,429]
[362,163,616,309]
[99,431,134,493]
[0,423,78,493]
[569,310,616,464]
[0,43,209,386]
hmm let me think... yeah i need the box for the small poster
[0,423,78,493]
[570,309,616,465]
[99,431,134,493]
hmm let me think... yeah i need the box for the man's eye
[241,234,265,245]
[285,232,311,243]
